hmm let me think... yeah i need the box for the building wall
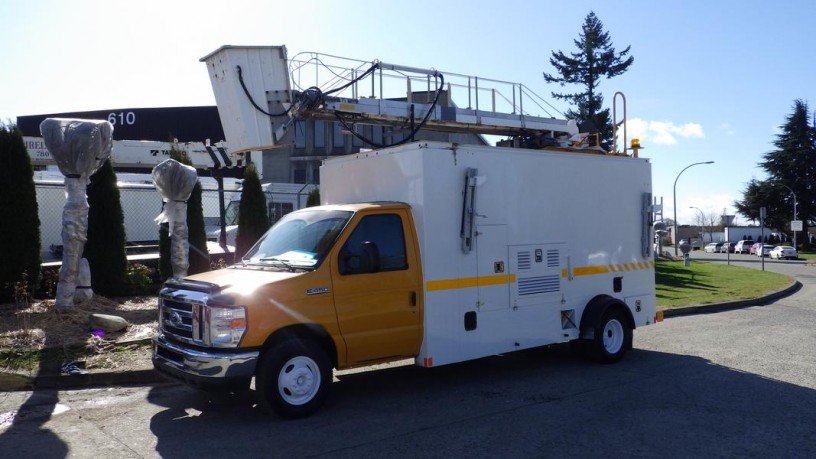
[266,117,487,185]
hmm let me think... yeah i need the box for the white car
[704,242,722,253]
[734,240,754,254]
[769,245,798,260]
[755,244,774,257]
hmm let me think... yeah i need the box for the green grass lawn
[798,251,816,261]
[655,259,792,309]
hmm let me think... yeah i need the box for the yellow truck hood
[185,266,302,297]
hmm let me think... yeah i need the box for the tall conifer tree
[235,162,269,257]
[736,100,815,248]
[0,123,41,302]
[543,11,634,147]
[84,159,128,295]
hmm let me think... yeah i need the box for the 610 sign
[107,111,136,126]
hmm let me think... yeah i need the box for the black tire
[588,308,632,364]
[256,339,332,418]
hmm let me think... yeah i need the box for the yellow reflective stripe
[573,265,609,276]
[428,260,655,291]
[565,261,656,278]
[426,274,516,292]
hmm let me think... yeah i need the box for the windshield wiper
[259,257,318,272]
[259,257,294,269]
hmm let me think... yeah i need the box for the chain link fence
[35,181,310,261]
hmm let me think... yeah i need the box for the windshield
[243,209,353,269]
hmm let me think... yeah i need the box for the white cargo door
[509,244,566,308]
[476,225,510,311]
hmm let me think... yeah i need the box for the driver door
[331,209,422,365]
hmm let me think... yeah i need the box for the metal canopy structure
[201,45,611,156]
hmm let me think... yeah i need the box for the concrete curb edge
[662,279,803,318]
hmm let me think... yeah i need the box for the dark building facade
[17,96,486,184]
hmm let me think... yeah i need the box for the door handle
[410,291,417,307]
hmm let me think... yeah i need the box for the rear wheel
[589,308,632,364]
[256,339,332,418]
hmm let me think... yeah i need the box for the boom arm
[201,45,599,155]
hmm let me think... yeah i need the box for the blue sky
[2,0,814,226]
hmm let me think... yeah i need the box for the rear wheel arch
[580,295,635,333]
[579,294,635,363]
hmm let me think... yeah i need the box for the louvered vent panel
[518,275,560,295]
[517,251,532,270]
[547,250,559,267]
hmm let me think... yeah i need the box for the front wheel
[256,339,332,418]
[588,308,632,364]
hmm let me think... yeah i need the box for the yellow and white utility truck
[152,45,662,418]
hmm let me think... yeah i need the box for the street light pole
[673,161,715,255]
[690,206,705,245]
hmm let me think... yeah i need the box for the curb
[0,368,167,392]
[36,368,167,390]
[662,279,803,318]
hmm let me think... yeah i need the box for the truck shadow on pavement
[146,344,816,458]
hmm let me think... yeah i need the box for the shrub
[124,263,153,295]
[0,123,42,302]
[306,188,320,207]
[84,159,128,295]
[235,162,269,256]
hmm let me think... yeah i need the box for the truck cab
[153,202,423,417]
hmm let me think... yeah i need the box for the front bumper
[152,334,259,391]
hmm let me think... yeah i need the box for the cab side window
[339,214,407,275]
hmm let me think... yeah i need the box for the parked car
[749,242,763,255]
[755,244,774,257]
[769,245,798,260]
[735,240,754,254]
[704,242,723,253]
[719,242,736,253]
[679,239,702,250]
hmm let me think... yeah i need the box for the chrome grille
[159,289,209,345]
[160,298,194,339]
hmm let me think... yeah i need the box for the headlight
[206,306,247,348]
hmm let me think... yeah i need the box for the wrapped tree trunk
[40,119,112,311]
[152,159,198,279]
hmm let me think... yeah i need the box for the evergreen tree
[0,123,42,302]
[187,178,210,274]
[83,159,128,295]
[235,162,269,256]
[306,188,320,207]
[542,11,634,147]
[735,100,815,249]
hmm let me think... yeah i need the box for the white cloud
[627,118,704,145]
